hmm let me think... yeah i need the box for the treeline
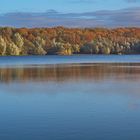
[0,27,140,55]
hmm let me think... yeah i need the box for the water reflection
[0,63,140,84]
[0,63,140,140]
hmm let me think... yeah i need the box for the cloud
[69,0,96,3]
[0,7,140,28]
[70,0,97,3]
[70,0,139,3]
[124,0,139,3]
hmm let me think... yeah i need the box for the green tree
[6,42,20,55]
[0,36,6,55]
[13,33,24,54]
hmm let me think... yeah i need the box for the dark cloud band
[0,7,140,27]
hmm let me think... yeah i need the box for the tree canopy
[0,27,140,55]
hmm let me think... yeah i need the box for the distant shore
[0,27,140,56]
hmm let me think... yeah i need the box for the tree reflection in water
[0,63,140,84]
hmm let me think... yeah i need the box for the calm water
[0,55,140,140]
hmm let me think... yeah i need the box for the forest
[0,27,140,55]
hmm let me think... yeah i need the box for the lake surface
[0,55,140,140]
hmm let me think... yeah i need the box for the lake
[0,55,140,140]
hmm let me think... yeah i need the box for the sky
[0,0,140,13]
[0,0,140,27]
